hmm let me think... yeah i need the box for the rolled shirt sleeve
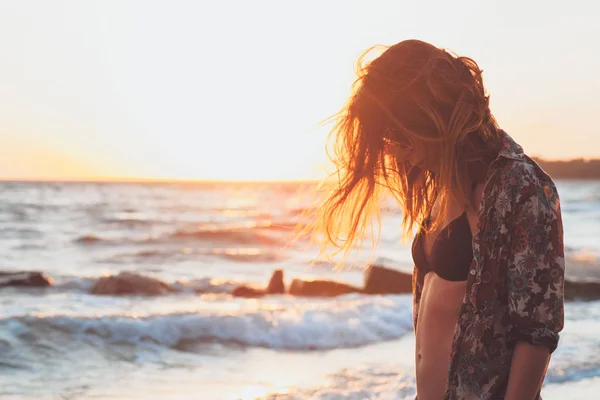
[506,181,565,353]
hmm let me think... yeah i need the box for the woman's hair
[311,39,501,263]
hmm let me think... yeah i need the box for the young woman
[314,40,565,399]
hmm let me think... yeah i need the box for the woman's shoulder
[491,132,559,200]
[492,156,561,217]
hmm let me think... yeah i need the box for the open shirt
[412,132,565,399]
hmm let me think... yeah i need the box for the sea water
[0,180,599,399]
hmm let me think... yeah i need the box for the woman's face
[383,132,440,173]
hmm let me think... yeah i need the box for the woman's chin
[408,159,426,172]
[413,159,438,174]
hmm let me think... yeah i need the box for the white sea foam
[5,295,414,350]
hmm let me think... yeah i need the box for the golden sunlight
[1,1,598,182]
[0,139,98,180]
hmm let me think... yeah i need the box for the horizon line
[1,156,598,184]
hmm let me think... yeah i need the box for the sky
[0,0,598,181]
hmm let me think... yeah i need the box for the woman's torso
[413,186,483,399]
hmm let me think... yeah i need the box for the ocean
[1,179,599,400]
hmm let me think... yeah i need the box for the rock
[75,235,102,244]
[564,280,600,301]
[90,272,171,296]
[363,265,412,295]
[288,278,361,297]
[232,269,284,298]
[266,269,285,294]
[232,285,266,298]
[0,271,53,288]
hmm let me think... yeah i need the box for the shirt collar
[496,130,526,162]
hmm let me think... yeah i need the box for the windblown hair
[311,39,501,263]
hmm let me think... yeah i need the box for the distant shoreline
[533,158,600,180]
[0,158,599,183]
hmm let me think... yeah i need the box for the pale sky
[0,0,598,181]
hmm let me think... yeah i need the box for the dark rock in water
[288,278,361,297]
[564,280,600,301]
[90,272,172,296]
[0,271,53,288]
[266,269,285,294]
[232,269,284,298]
[232,285,266,298]
[75,235,102,244]
[363,265,412,295]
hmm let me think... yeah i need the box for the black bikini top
[410,133,503,282]
[411,211,473,282]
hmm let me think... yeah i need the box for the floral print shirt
[412,133,565,399]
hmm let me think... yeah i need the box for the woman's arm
[504,179,565,399]
[505,342,550,400]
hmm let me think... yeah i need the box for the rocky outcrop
[89,272,172,296]
[232,269,286,298]
[288,278,361,297]
[363,265,412,294]
[266,269,285,294]
[0,271,53,287]
[8,266,600,303]
[233,265,408,298]
[231,285,266,298]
